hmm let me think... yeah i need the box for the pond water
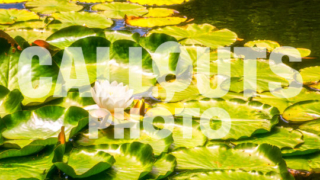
[173,0,320,69]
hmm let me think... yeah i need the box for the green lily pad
[0,145,56,179]
[55,147,115,178]
[0,0,28,3]
[172,144,293,180]
[150,23,237,49]
[282,100,320,122]
[49,12,113,29]
[92,2,148,19]
[253,87,320,113]
[104,30,136,43]
[5,29,52,43]
[53,36,156,94]
[71,0,112,2]
[309,82,320,90]
[0,9,39,25]
[300,66,320,84]
[282,130,320,156]
[231,127,303,149]
[83,142,154,180]
[46,26,99,49]
[299,119,320,136]
[75,124,173,156]
[0,20,48,31]
[198,59,295,93]
[179,99,279,140]
[171,171,286,180]
[0,86,23,117]
[1,106,88,141]
[273,47,311,58]
[244,40,280,52]
[144,8,177,17]
[148,154,176,179]
[125,15,187,28]
[25,0,83,14]
[152,117,207,149]
[128,0,191,6]
[0,138,57,159]
[0,44,59,105]
[285,152,320,173]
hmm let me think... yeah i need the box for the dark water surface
[173,0,320,69]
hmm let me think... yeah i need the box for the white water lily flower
[91,80,134,113]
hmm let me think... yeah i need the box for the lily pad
[171,144,293,180]
[282,100,320,122]
[104,30,136,43]
[179,99,279,140]
[0,86,23,117]
[72,0,112,2]
[128,0,191,6]
[285,152,320,173]
[86,142,154,180]
[282,130,320,156]
[300,66,320,84]
[125,15,187,28]
[253,87,320,113]
[198,59,296,93]
[5,29,52,43]
[0,44,59,105]
[1,106,88,142]
[92,2,148,19]
[46,26,99,49]
[49,12,113,29]
[0,20,48,31]
[0,9,39,25]
[299,119,320,136]
[25,0,83,14]
[0,0,28,3]
[150,23,237,49]
[171,171,286,180]
[0,145,56,179]
[231,127,303,149]
[55,147,115,178]
[144,8,177,17]
[244,40,280,52]
[75,124,173,156]
[148,154,176,179]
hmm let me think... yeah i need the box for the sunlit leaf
[299,119,320,136]
[128,0,191,6]
[104,30,136,43]
[171,171,285,180]
[171,144,293,180]
[285,152,320,173]
[125,15,187,28]
[46,26,98,49]
[25,0,83,14]
[49,12,113,29]
[55,147,115,178]
[144,8,177,17]
[0,9,39,25]
[92,2,148,19]
[179,99,279,140]
[76,124,173,156]
[282,130,320,156]
[282,100,320,122]
[0,145,56,179]
[150,24,237,49]
[253,88,320,113]
[0,86,23,117]
[300,66,320,83]
[5,29,52,43]
[244,40,280,52]
[148,154,176,179]
[231,127,303,149]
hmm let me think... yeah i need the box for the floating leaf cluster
[0,0,319,179]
